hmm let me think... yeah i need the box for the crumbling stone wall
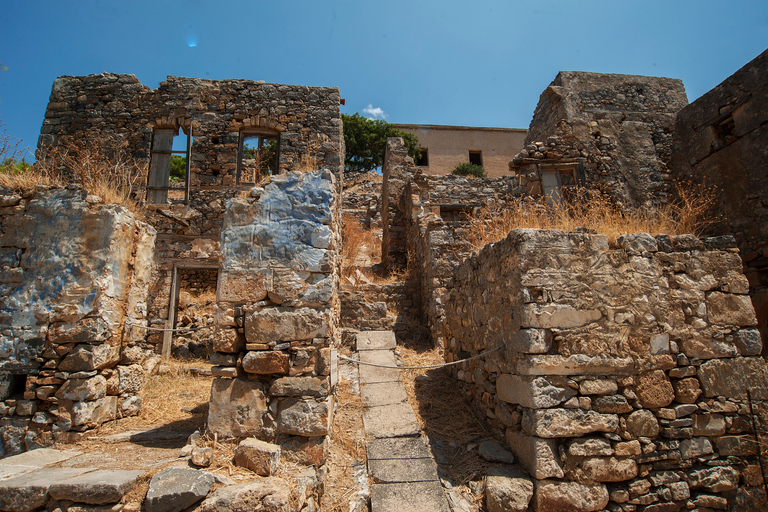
[672,48,768,355]
[444,228,767,511]
[38,74,344,340]
[511,72,688,208]
[0,187,156,456]
[208,170,340,465]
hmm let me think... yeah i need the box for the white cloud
[363,104,387,120]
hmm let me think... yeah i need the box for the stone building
[37,74,344,354]
[391,123,527,177]
[671,48,768,355]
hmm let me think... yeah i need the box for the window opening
[540,165,577,206]
[147,126,191,204]
[439,204,476,222]
[468,150,483,167]
[171,267,219,360]
[416,148,429,167]
[237,132,279,185]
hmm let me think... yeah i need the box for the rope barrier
[124,320,216,333]
[338,344,503,370]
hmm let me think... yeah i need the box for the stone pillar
[210,170,340,465]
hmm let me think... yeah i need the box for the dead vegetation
[0,135,146,217]
[467,183,718,250]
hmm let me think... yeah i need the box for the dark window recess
[468,150,482,166]
[416,148,429,166]
[147,126,191,204]
[711,115,736,152]
[237,132,279,185]
[439,204,476,222]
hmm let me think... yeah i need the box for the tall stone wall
[443,228,768,511]
[0,187,156,456]
[38,73,344,335]
[511,72,688,208]
[208,170,340,465]
[671,48,768,355]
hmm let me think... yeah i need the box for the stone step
[48,469,144,505]
[369,457,439,483]
[0,467,97,512]
[356,331,397,351]
[363,403,422,439]
[358,350,400,384]
[361,381,408,407]
[367,437,432,460]
[370,481,450,512]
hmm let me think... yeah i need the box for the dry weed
[341,214,380,277]
[467,183,718,250]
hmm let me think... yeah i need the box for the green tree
[451,162,486,178]
[342,113,420,173]
[170,154,187,183]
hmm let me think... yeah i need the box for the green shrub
[451,162,486,178]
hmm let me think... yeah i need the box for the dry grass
[398,343,494,485]
[1,136,145,217]
[467,183,718,250]
[341,214,380,276]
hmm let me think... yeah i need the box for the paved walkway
[356,331,450,512]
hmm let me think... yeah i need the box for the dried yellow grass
[467,183,717,250]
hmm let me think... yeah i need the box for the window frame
[146,126,191,204]
[236,129,280,185]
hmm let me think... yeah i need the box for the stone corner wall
[443,228,767,511]
[0,186,157,457]
[209,169,340,466]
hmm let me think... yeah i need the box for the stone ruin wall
[207,170,340,466]
[672,48,768,356]
[511,72,688,209]
[0,187,156,456]
[443,228,768,511]
[38,74,344,348]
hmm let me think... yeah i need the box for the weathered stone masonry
[38,74,344,352]
[443,228,768,510]
[207,170,340,466]
[0,187,156,455]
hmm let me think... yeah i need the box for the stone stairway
[356,331,450,512]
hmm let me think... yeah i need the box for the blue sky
[1,1,766,160]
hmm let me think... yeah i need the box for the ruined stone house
[0,47,767,511]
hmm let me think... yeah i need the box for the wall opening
[170,267,219,361]
[416,148,429,167]
[237,130,279,185]
[468,150,483,166]
[147,126,192,204]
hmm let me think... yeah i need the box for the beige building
[392,124,527,177]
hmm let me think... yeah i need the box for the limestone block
[506,328,552,354]
[244,307,328,343]
[497,375,576,408]
[673,377,702,403]
[521,304,601,329]
[714,435,759,456]
[71,396,117,427]
[686,466,739,492]
[692,413,725,436]
[505,430,563,479]
[566,437,612,457]
[614,440,641,456]
[280,436,328,466]
[212,328,245,353]
[48,469,143,504]
[117,364,145,394]
[625,409,660,437]
[196,478,291,512]
[58,344,120,372]
[49,317,111,344]
[207,378,268,438]
[485,466,533,512]
[697,357,768,399]
[591,395,632,414]
[635,370,674,408]
[242,351,290,375]
[55,375,106,401]
[649,333,669,355]
[119,396,142,417]
[522,409,618,438]
[269,377,329,397]
[734,328,763,356]
[706,292,757,326]
[579,379,618,396]
[617,233,657,255]
[680,337,737,359]
[533,480,609,512]
[579,457,638,482]
[276,397,331,436]
[145,467,216,512]
[517,355,634,376]
[217,270,271,302]
[234,438,281,476]
[680,437,713,459]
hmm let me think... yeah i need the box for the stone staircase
[356,331,450,512]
